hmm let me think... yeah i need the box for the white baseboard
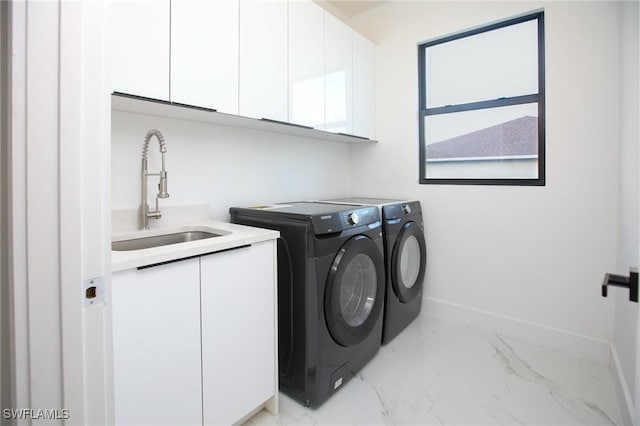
[423,297,611,363]
[610,344,636,426]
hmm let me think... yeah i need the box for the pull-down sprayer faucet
[140,129,169,230]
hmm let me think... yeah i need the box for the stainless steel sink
[112,230,223,251]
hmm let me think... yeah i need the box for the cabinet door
[111,0,170,100]
[353,31,376,139]
[239,0,288,121]
[200,242,276,425]
[288,0,324,129]
[111,259,202,426]
[171,0,239,113]
[324,12,353,134]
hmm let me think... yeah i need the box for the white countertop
[111,220,279,272]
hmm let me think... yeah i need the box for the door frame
[4,1,112,424]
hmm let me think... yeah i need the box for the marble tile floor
[247,315,623,426]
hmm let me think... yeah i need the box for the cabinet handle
[337,132,370,140]
[260,117,314,130]
[138,244,252,270]
[112,91,218,113]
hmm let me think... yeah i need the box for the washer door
[391,221,427,303]
[325,235,385,347]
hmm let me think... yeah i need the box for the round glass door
[325,235,384,347]
[339,253,377,327]
[391,221,426,303]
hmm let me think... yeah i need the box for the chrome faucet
[140,129,169,230]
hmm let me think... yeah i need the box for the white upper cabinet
[353,31,376,139]
[288,0,325,129]
[171,0,239,113]
[110,0,375,141]
[324,12,353,134]
[239,0,288,121]
[111,0,170,100]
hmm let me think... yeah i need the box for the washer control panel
[312,206,379,234]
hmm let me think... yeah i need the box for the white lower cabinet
[111,258,203,426]
[111,241,277,425]
[201,242,276,425]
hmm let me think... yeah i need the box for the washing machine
[321,198,427,345]
[229,202,385,407]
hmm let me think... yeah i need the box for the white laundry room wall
[348,1,623,350]
[111,111,353,220]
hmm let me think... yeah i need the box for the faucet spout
[140,129,169,230]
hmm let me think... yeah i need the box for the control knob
[402,204,412,215]
[347,212,359,225]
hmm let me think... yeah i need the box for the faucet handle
[158,171,169,198]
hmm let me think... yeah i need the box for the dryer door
[325,235,385,347]
[391,221,427,303]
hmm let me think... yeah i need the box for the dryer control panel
[383,201,422,221]
[312,206,380,235]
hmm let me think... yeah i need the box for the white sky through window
[425,19,538,108]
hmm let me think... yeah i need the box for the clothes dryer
[322,198,427,345]
[229,202,385,407]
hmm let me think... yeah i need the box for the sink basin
[112,230,223,251]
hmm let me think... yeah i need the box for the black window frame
[418,11,545,186]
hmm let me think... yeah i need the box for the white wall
[111,111,353,220]
[349,1,621,343]
[614,1,639,422]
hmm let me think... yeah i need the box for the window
[418,11,545,185]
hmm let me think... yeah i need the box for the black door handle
[602,268,638,302]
